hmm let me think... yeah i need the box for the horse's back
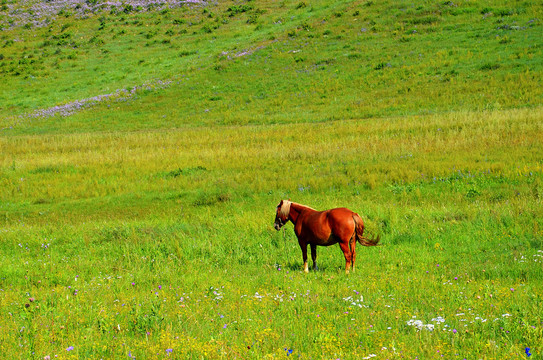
[299,206,357,232]
[327,207,357,221]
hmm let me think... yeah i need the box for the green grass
[1,0,543,359]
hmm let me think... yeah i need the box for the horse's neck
[289,203,314,223]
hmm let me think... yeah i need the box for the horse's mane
[279,200,316,217]
[279,200,292,218]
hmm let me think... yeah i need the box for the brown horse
[274,200,380,274]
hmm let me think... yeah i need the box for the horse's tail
[353,213,380,246]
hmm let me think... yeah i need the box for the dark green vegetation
[1,0,542,359]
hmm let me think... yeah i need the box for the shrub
[480,63,501,71]
[227,5,252,16]
[374,62,390,70]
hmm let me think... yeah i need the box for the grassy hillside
[1,0,542,359]
[1,0,542,128]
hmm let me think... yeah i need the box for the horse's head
[274,200,291,230]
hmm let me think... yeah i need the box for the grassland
[1,0,542,359]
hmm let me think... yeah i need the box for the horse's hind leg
[310,244,318,271]
[350,235,357,272]
[339,241,352,274]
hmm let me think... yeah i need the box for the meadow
[1,0,542,359]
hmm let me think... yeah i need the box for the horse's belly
[310,234,338,246]
[298,215,338,245]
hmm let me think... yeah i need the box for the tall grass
[1,106,542,358]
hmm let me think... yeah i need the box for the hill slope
[1,0,542,132]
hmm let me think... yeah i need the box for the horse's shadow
[280,261,333,273]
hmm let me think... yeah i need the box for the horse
[273,200,380,274]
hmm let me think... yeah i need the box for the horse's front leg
[299,240,309,273]
[310,244,318,271]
